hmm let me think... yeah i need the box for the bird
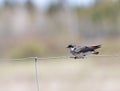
[67,44,101,59]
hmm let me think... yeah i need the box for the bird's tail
[93,52,99,55]
[92,45,101,50]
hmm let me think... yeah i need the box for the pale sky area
[33,0,95,10]
[0,0,95,9]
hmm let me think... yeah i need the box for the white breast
[70,48,75,51]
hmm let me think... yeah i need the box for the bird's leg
[71,56,85,59]
[83,54,86,56]
[70,56,78,59]
[74,56,79,59]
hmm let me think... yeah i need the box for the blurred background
[0,0,120,91]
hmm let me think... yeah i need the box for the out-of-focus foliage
[91,2,120,22]
[75,1,120,38]
[47,3,61,15]
[9,41,48,58]
[75,1,120,22]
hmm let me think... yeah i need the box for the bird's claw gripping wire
[70,56,85,59]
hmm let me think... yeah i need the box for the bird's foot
[70,56,85,59]
[74,57,79,59]
[75,56,85,59]
[70,56,79,59]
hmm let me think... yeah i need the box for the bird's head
[66,44,75,48]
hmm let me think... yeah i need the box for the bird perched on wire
[67,44,101,59]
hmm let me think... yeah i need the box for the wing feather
[79,46,94,53]
[74,46,81,53]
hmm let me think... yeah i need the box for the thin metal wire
[0,54,120,61]
[0,57,35,61]
[37,56,70,60]
[34,57,40,91]
[90,54,120,57]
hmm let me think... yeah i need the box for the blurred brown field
[0,57,120,91]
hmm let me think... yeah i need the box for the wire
[0,57,35,61]
[0,54,120,61]
[90,54,120,57]
[37,56,70,60]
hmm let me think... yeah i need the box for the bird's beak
[66,46,69,48]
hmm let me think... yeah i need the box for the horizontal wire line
[0,57,35,61]
[90,54,120,57]
[0,54,120,61]
[37,56,69,60]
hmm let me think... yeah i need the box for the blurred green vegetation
[75,1,120,37]
[8,41,48,58]
[75,1,120,21]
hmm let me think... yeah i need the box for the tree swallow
[67,44,101,59]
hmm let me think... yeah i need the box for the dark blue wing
[74,46,81,53]
[80,46,94,53]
